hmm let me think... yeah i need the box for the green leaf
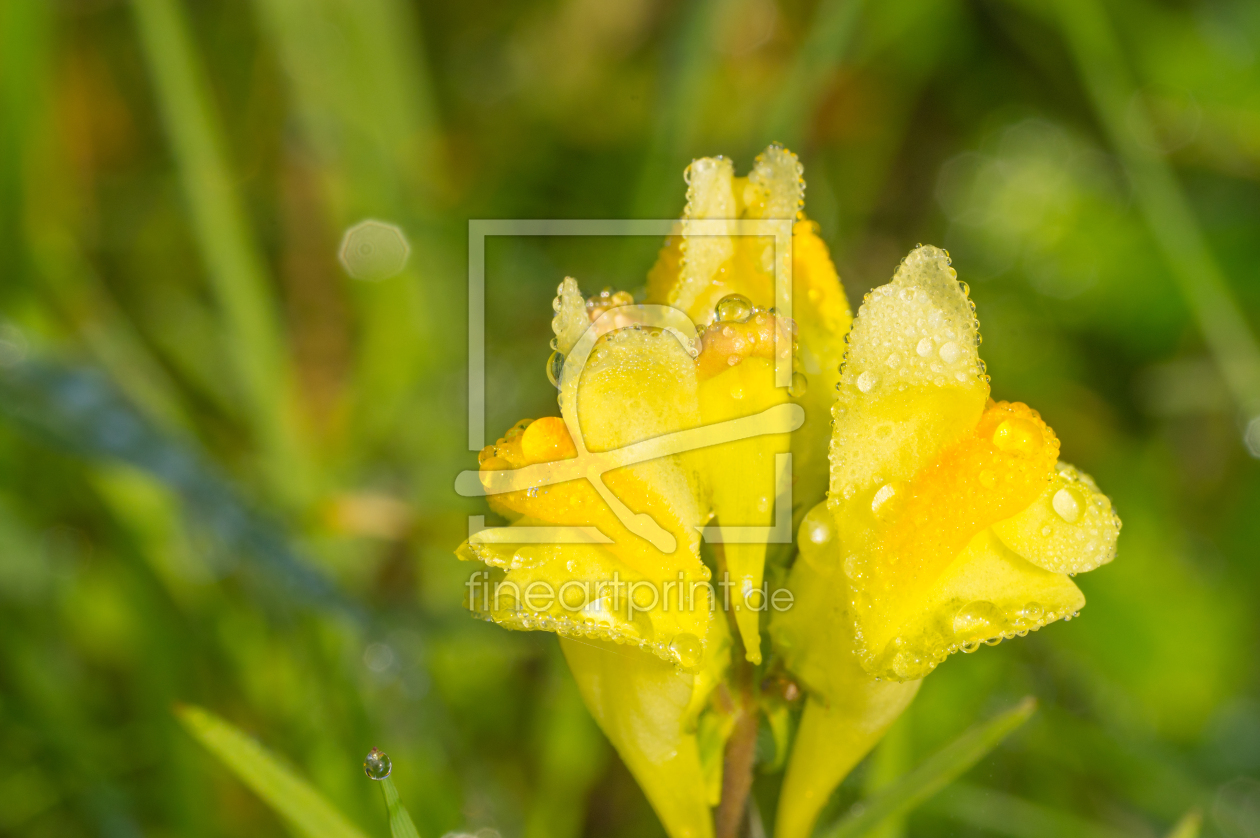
[128,0,309,503]
[817,697,1037,838]
[925,782,1134,838]
[380,778,422,838]
[175,705,368,838]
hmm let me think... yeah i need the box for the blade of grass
[379,777,422,838]
[925,782,1135,838]
[764,0,866,149]
[862,708,911,838]
[630,0,733,219]
[0,358,364,623]
[1,0,188,431]
[175,705,368,838]
[128,0,310,502]
[1052,0,1260,430]
[817,697,1037,838]
[1164,809,1202,838]
[250,0,454,451]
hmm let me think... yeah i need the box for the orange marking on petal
[874,401,1059,594]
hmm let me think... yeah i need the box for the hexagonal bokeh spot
[338,219,411,281]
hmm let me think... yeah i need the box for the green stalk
[817,697,1037,838]
[1055,0,1260,426]
[129,0,309,502]
[764,0,866,149]
[379,777,422,838]
[249,0,453,453]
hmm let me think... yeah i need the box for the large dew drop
[952,600,1007,642]
[1052,487,1081,523]
[364,747,392,780]
[715,293,753,323]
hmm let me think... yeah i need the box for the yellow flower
[456,145,849,838]
[770,245,1121,838]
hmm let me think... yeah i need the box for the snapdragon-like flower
[769,245,1121,838]
[457,145,848,838]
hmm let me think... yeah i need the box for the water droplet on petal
[546,351,565,388]
[871,483,897,516]
[938,341,962,364]
[670,633,702,668]
[916,337,934,357]
[992,417,1043,455]
[856,371,878,393]
[364,748,392,780]
[1018,602,1044,622]
[789,372,808,398]
[953,600,1007,641]
[716,294,753,323]
[1052,487,1082,523]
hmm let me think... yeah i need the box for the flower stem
[713,543,759,838]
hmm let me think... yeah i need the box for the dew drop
[801,505,834,547]
[885,353,902,369]
[978,469,997,489]
[992,417,1043,455]
[871,483,897,516]
[857,371,877,393]
[716,294,753,323]
[789,372,808,398]
[670,633,703,668]
[364,748,392,780]
[1052,488,1081,523]
[953,600,1007,641]
[938,341,962,364]
[1018,602,1044,622]
[916,337,934,357]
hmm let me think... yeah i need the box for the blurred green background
[1,0,1259,836]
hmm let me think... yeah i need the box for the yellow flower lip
[777,244,1119,685]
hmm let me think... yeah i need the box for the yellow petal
[992,462,1121,574]
[789,220,852,523]
[670,156,738,316]
[769,502,920,838]
[775,688,919,838]
[830,245,988,504]
[697,347,789,663]
[551,277,589,356]
[461,536,713,668]
[862,528,1086,680]
[561,635,719,838]
[836,400,1064,679]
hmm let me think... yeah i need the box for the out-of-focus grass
[1,1,1259,837]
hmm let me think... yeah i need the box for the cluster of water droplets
[992,462,1122,575]
[845,253,983,398]
[472,595,705,670]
